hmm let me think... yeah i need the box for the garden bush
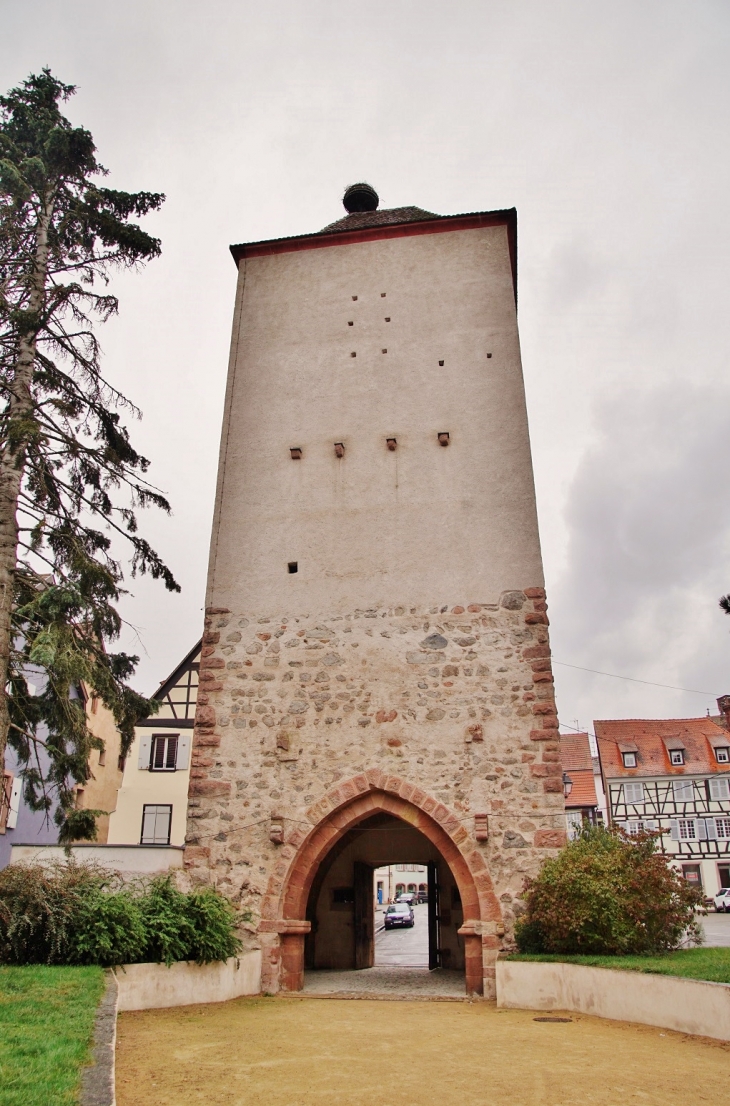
[514,824,703,955]
[0,863,243,967]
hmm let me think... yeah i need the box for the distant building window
[407,883,417,893]
[332,887,354,905]
[623,782,644,804]
[709,778,730,800]
[681,864,702,887]
[117,755,126,773]
[677,818,696,840]
[150,735,178,771]
[670,750,685,766]
[673,780,694,802]
[627,820,658,835]
[715,818,730,839]
[622,752,637,768]
[395,883,405,895]
[715,747,729,764]
[141,804,172,845]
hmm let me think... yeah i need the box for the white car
[713,888,730,913]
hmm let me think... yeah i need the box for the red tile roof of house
[594,717,730,779]
[559,732,598,809]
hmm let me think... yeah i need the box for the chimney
[717,695,730,730]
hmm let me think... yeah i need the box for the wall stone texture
[184,585,565,982]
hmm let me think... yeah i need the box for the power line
[553,660,716,698]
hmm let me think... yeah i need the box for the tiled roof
[595,717,730,779]
[559,732,598,809]
[565,768,598,810]
[559,731,593,772]
[319,206,440,233]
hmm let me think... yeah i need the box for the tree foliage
[514,824,703,955]
[0,69,179,840]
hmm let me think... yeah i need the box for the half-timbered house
[595,712,730,897]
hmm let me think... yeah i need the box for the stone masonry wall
[184,586,565,954]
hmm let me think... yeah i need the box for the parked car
[384,902,415,929]
[395,892,417,907]
[416,891,428,904]
[714,888,730,913]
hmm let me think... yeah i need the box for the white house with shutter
[107,642,199,851]
[595,713,730,897]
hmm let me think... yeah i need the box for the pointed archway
[258,768,504,996]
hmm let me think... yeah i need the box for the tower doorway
[303,813,466,978]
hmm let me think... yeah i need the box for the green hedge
[0,862,244,966]
[514,825,703,955]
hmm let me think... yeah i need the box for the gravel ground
[116,997,730,1106]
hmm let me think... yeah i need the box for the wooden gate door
[353,861,374,969]
[427,860,441,970]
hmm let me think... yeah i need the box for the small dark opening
[381,292,386,297]
[382,348,387,354]
[288,562,298,574]
[385,317,391,322]
[348,321,354,326]
[350,352,357,358]
[352,295,358,301]
[438,360,444,366]
[487,352,492,359]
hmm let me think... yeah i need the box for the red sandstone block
[189,779,231,797]
[452,606,465,614]
[535,828,567,848]
[385,775,403,793]
[466,850,487,873]
[442,815,461,836]
[260,897,279,920]
[190,769,208,779]
[532,703,557,716]
[206,606,231,615]
[522,644,551,659]
[353,774,370,793]
[432,804,450,824]
[543,778,563,793]
[533,671,554,683]
[532,601,548,612]
[191,756,214,767]
[530,764,550,778]
[474,869,495,891]
[202,631,220,644]
[288,829,307,849]
[523,587,545,599]
[200,656,225,669]
[398,781,415,801]
[542,750,560,762]
[257,919,278,934]
[201,644,216,658]
[198,679,223,692]
[410,788,427,807]
[530,658,552,672]
[467,604,482,612]
[541,718,559,730]
[183,846,210,860]
[525,613,548,625]
[452,825,469,846]
[196,705,217,727]
[366,768,386,788]
[422,796,437,814]
[192,734,221,747]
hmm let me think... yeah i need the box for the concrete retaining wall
[496,960,730,1042]
[115,951,262,1011]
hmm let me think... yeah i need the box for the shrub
[514,825,703,955]
[0,862,243,966]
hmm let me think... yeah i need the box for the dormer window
[670,749,685,766]
[622,752,637,768]
[716,747,729,764]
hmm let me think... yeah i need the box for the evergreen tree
[0,69,179,841]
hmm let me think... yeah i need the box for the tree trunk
[0,192,53,769]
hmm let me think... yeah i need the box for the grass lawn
[507,946,730,984]
[0,965,104,1106]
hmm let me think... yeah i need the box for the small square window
[670,749,684,766]
[288,561,298,574]
[150,735,178,771]
[622,752,637,768]
[716,747,729,764]
[141,804,172,845]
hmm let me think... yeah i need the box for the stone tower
[185,185,565,997]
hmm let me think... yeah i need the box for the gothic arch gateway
[258,771,503,996]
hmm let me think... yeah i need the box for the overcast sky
[3,1,730,733]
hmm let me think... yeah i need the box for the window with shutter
[715,818,730,839]
[137,734,152,769]
[140,804,172,845]
[150,735,179,771]
[673,780,694,802]
[709,778,730,800]
[677,818,696,840]
[623,782,644,804]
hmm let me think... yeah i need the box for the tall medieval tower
[185,185,565,997]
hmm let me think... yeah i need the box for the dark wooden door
[354,861,374,969]
[428,860,441,970]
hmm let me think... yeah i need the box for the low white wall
[115,951,262,1011]
[10,844,183,874]
[496,960,730,1042]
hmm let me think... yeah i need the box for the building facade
[107,642,199,852]
[595,714,730,896]
[184,187,565,996]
